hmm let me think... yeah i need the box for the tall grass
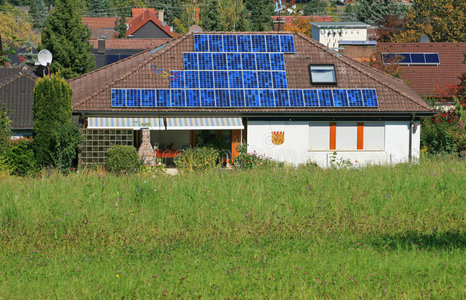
[0,158,464,298]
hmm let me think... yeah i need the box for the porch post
[138,128,156,166]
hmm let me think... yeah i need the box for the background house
[311,22,371,51]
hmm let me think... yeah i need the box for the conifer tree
[353,0,405,26]
[29,0,49,28]
[244,0,273,31]
[88,0,110,17]
[115,14,127,38]
[40,0,95,79]
[200,0,222,31]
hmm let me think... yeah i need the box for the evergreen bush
[5,140,39,176]
[106,145,142,174]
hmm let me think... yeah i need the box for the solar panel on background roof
[382,52,440,65]
[424,53,440,64]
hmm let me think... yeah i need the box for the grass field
[0,158,465,298]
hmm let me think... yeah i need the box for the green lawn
[0,159,464,298]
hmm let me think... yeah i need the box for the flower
[116,274,119,278]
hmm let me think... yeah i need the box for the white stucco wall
[312,27,367,50]
[247,120,420,168]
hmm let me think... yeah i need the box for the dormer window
[309,65,337,85]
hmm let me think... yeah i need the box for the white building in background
[311,22,370,50]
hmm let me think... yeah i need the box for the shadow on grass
[369,231,465,250]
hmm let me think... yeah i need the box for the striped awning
[166,117,244,130]
[87,117,164,130]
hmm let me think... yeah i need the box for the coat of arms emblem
[272,131,284,145]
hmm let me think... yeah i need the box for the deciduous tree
[393,0,465,42]
[40,0,95,78]
[0,5,40,47]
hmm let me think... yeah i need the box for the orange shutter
[357,123,364,150]
[330,122,336,150]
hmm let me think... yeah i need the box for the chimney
[97,38,106,54]
[273,17,285,32]
[158,10,164,23]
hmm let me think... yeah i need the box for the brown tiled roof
[70,32,434,115]
[378,43,466,97]
[0,67,37,129]
[82,17,134,29]
[89,38,172,49]
[127,9,177,38]
[271,15,333,24]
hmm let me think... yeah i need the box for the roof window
[309,65,337,85]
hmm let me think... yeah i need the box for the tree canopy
[393,0,465,42]
[40,0,95,78]
[353,0,406,26]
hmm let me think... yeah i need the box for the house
[376,43,466,99]
[69,32,434,167]
[0,66,37,138]
[82,8,176,40]
[311,22,371,51]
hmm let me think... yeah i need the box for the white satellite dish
[37,49,53,66]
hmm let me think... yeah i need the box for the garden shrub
[421,109,466,154]
[0,104,11,155]
[4,140,39,176]
[49,124,82,173]
[106,145,142,174]
[234,143,265,169]
[174,147,219,172]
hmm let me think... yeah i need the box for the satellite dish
[420,34,430,43]
[37,49,53,66]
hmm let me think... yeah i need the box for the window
[309,65,337,85]
[309,122,385,150]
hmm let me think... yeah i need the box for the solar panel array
[111,34,379,108]
[382,53,440,65]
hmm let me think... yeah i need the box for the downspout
[409,113,415,163]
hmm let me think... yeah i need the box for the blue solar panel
[141,89,155,107]
[216,90,230,107]
[425,53,440,64]
[184,53,198,70]
[237,35,252,52]
[252,35,266,52]
[289,90,304,107]
[332,89,348,107]
[200,89,215,107]
[280,35,295,53]
[383,52,440,65]
[209,35,223,52]
[111,89,125,107]
[223,35,237,52]
[266,35,281,52]
[228,71,243,88]
[256,53,270,70]
[258,71,273,88]
[363,89,378,107]
[319,89,333,106]
[270,53,285,70]
[259,89,275,107]
[214,71,229,88]
[303,89,319,107]
[212,53,227,70]
[194,35,209,52]
[126,89,141,107]
[171,90,185,107]
[157,89,170,107]
[227,53,242,70]
[186,89,200,107]
[230,90,245,107]
[185,71,199,88]
[245,90,260,107]
[116,88,378,108]
[241,53,256,70]
[410,53,425,64]
[243,71,258,88]
[347,89,363,107]
[275,89,289,107]
[170,71,184,88]
[272,71,287,88]
[198,53,212,70]
[199,71,214,88]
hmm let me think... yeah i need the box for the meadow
[0,158,464,299]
